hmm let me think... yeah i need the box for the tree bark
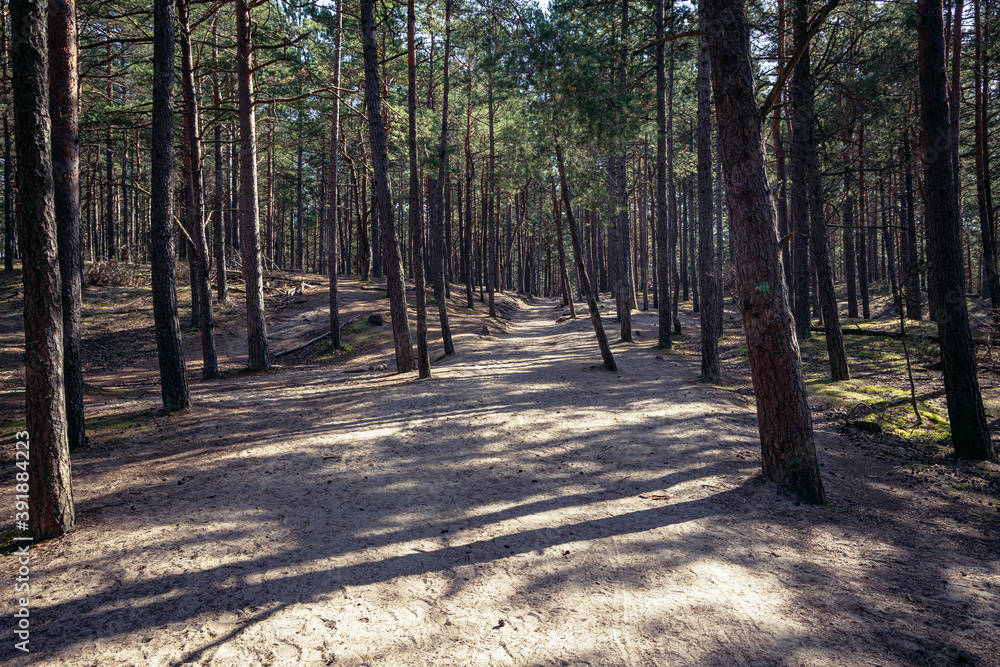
[49,0,85,451]
[212,20,227,303]
[704,0,825,503]
[917,0,996,462]
[328,0,343,347]
[407,0,429,378]
[552,175,576,318]
[362,0,414,372]
[973,0,1000,315]
[236,0,270,371]
[696,24,720,383]
[104,43,114,260]
[655,0,671,348]
[178,0,218,380]
[555,135,617,372]
[903,133,923,319]
[150,0,189,413]
[795,0,849,379]
[789,2,812,339]
[12,0,76,539]
[433,0,455,355]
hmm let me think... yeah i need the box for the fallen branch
[272,315,363,357]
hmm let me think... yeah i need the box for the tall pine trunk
[796,0,849,379]
[973,0,1000,315]
[13,0,76,539]
[655,0,671,348]
[150,0,189,413]
[407,0,429,378]
[704,0,825,504]
[917,0,996,462]
[236,0,270,370]
[49,0,85,451]
[328,0,343,346]
[178,0,218,380]
[696,23,720,383]
[433,0,455,355]
[212,20,227,302]
[361,0,414,372]
[555,135,617,372]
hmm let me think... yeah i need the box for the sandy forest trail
[2,298,999,666]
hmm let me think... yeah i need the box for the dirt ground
[0,271,999,666]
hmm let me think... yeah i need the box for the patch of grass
[85,409,158,435]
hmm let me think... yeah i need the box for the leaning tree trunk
[703,0,825,504]
[555,134,617,372]
[361,0,414,372]
[917,0,996,462]
[328,0,343,346]
[178,0,218,380]
[696,23,720,383]
[149,0,189,412]
[13,0,76,540]
[49,0,85,452]
[407,0,429,378]
[236,0,270,371]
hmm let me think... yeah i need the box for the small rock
[368,313,385,326]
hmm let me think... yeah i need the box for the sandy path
[2,299,998,666]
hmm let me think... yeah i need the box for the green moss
[85,409,157,434]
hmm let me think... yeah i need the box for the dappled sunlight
[3,297,997,666]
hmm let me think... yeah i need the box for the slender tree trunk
[704,0,825,503]
[668,45,681,335]
[487,75,497,318]
[918,0,996,462]
[656,0,671,348]
[2,2,11,273]
[696,24,720,383]
[555,136,616,372]
[328,0,342,346]
[795,0,849,379]
[950,0,964,220]
[433,0,454,355]
[789,5,812,339]
[296,144,304,271]
[236,0,270,370]
[178,0,218,379]
[903,133,923,319]
[844,193,858,318]
[49,0,85,451]
[858,128,871,319]
[4,116,12,272]
[211,21,227,302]
[105,43,115,260]
[13,0,75,539]
[362,0,414,372]
[552,175,576,317]
[407,0,429,378]
[148,0,190,413]
[614,0,632,341]
[464,76,475,309]
[973,0,1000,315]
